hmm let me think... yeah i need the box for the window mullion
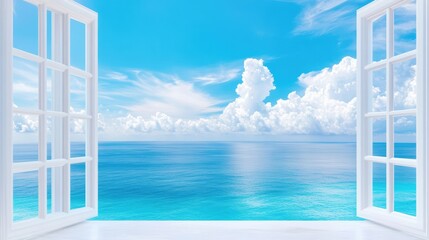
[38,3,48,220]
[86,20,98,210]
[62,13,71,213]
[51,11,64,214]
[386,7,394,214]
[415,0,427,227]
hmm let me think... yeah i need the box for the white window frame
[0,1,98,240]
[357,0,428,238]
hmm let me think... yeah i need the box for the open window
[357,0,428,238]
[0,1,98,239]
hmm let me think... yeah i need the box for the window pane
[70,75,87,114]
[47,10,53,60]
[47,10,64,62]
[370,68,387,112]
[71,163,86,209]
[70,19,86,70]
[46,68,64,112]
[394,0,416,56]
[13,0,38,55]
[393,58,416,110]
[14,171,39,221]
[70,118,86,158]
[372,118,386,157]
[47,168,52,214]
[394,116,416,159]
[47,115,64,160]
[372,15,386,62]
[13,114,39,163]
[394,166,416,216]
[13,57,39,110]
[373,162,386,209]
[48,167,62,214]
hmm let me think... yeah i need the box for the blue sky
[77,0,371,140]
[13,0,418,141]
[78,0,368,102]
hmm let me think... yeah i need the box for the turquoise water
[13,142,416,220]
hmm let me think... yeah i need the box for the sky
[12,0,418,142]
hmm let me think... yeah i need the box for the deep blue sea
[13,142,416,221]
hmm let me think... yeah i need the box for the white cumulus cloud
[118,57,362,135]
[14,114,38,133]
[12,55,417,140]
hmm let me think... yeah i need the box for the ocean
[12,142,416,221]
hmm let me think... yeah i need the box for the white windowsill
[32,221,420,240]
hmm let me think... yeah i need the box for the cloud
[100,70,224,119]
[234,59,276,112]
[12,55,417,140]
[392,2,417,54]
[393,60,416,109]
[12,57,39,108]
[115,56,417,137]
[118,57,357,135]
[102,71,129,82]
[123,71,224,119]
[295,0,354,35]
[286,0,417,38]
[193,67,241,85]
[280,0,368,35]
[267,56,357,134]
[14,114,38,133]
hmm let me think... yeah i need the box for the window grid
[357,0,427,237]
[364,6,418,214]
[0,0,97,239]
[9,0,97,232]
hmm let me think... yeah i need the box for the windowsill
[32,221,420,240]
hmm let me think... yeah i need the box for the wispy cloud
[12,57,39,108]
[100,70,224,119]
[279,0,368,35]
[194,67,241,85]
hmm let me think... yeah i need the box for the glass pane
[47,10,63,62]
[47,10,52,60]
[70,118,86,158]
[373,162,386,209]
[71,163,86,209]
[372,118,387,157]
[47,115,64,160]
[394,116,416,159]
[393,58,416,110]
[394,166,416,216]
[372,15,386,62]
[70,75,86,114]
[394,0,416,56]
[13,0,38,55]
[370,68,387,112]
[14,171,39,221]
[48,167,62,214]
[13,57,39,109]
[47,168,52,214]
[70,19,86,70]
[13,114,39,163]
[46,68,64,112]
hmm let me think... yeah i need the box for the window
[0,1,98,239]
[357,0,428,238]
